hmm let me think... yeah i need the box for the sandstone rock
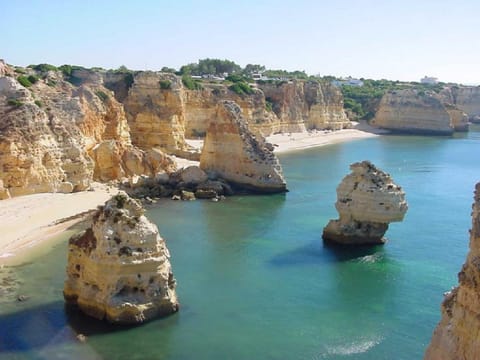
[64,192,179,324]
[372,89,454,135]
[322,161,408,245]
[200,101,287,193]
[179,166,208,186]
[424,183,480,359]
[58,182,74,193]
[180,190,195,201]
[195,189,218,199]
[123,72,189,153]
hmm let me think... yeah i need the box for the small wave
[357,253,383,264]
[317,336,383,358]
[0,252,14,258]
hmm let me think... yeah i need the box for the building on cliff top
[421,76,439,84]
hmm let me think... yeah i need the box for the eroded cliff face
[200,101,287,193]
[0,65,175,198]
[424,183,480,359]
[258,80,350,134]
[122,72,189,154]
[452,87,480,122]
[322,161,407,245]
[64,192,179,323]
[372,89,457,135]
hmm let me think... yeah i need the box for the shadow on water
[269,239,385,267]
[0,300,180,354]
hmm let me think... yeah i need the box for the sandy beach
[0,182,113,265]
[0,124,386,264]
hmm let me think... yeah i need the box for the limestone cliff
[440,86,480,124]
[64,192,179,324]
[258,80,350,134]
[122,72,189,154]
[200,101,287,193]
[372,89,456,135]
[0,65,175,198]
[323,161,407,245]
[424,183,480,359]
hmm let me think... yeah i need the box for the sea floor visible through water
[1,126,480,359]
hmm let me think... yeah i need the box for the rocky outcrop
[64,192,179,324]
[424,183,480,359]
[0,65,175,197]
[200,101,287,193]
[372,89,456,135]
[258,80,350,135]
[451,86,480,122]
[122,72,189,154]
[322,161,407,245]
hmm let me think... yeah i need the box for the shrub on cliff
[17,75,32,87]
[229,82,254,95]
[7,99,24,107]
[28,63,58,73]
[159,80,172,90]
[182,75,203,90]
[95,90,109,102]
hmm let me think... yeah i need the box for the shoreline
[0,124,386,265]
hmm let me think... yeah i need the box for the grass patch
[34,100,43,107]
[7,99,24,107]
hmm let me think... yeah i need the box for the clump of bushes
[95,90,109,102]
[229,82,254,95]
[28,63,58,72]
[34,100,43,108]
[182,75,203,90]
[17,74,40,88]
[159,80,172,90]
[7,99,24,107]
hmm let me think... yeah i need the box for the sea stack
[424,183,480,359]
[200,100,287,193]
[322,161,407,245]
[64,192,179,324]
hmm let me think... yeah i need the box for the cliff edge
[424,183,480,359]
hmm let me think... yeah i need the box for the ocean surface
[2,126,480,359]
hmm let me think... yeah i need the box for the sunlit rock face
[200,100,287,193]
[64,192,179,324]
[322,161,407,245]
[372,89,455,135]
[424,183,480,360]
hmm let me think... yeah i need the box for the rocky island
[64,192,179,324]
[322,161,408,245]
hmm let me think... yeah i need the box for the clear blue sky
[2,0,479,84]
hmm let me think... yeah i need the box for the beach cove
[1,126,480,359]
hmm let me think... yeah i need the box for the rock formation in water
[322,161,408,245]
[424,183,480,359]
[200,101,287,193]
[64,192,179,324]
[371,89,471,135]
[0,63,175,197]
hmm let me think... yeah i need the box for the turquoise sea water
[1,127,480,359]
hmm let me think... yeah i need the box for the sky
[2,0,480,84]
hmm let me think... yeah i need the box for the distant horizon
[2,0,479,85]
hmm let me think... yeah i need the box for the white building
[421,76,438,85]
[332,77,364,87]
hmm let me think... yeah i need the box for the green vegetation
[7,99,24,107]
[161,66,176,73]
[159,80,172,90]
[95,90,109,102]
[14,68,26,74]
[263,69,308,80]
[265,99,273,112]
[34,100,43,107]
[180,58,242,76]
[28,63,58,72]
[182,75,203,90]
[227,74,254,95]
[17,75,33,87]
[27,74,39,84]
[339,79,446,120]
